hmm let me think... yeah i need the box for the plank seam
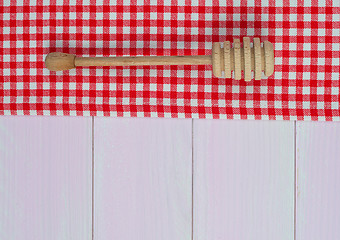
[294,120,297,240]
[92,116,95,240]
[191,119,194,240]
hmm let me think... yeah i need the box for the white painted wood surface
[2,116,340,240]
[296,122,340,240]
[94,118,192,240]
[0,116,92,240]
[193,120,295,240]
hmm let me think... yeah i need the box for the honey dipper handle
[45,52,211,71]
[75,55,211,67]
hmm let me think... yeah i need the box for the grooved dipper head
[211,38,275,80]
[45,52,76,71]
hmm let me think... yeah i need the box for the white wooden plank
[193,120,295,240]
[296,122,340,240]
[0,116,92,240]
[94,118,192,240]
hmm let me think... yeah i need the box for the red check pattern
[1,0,339,120]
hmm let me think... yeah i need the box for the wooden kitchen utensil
[45,37,274,81]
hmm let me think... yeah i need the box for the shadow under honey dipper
[45,37,274,81]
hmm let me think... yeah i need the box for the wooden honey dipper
[45,37,274,81]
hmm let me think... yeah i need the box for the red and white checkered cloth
[1,1,339,120]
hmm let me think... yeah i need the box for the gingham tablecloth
[1,1,339,120]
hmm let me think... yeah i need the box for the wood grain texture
[0,116,92,240]
[212,42,223,78]
[193,120,295,240]
[296,122,340,240]
[243,37,251,81]
[223,41,231,78]
[94,118,192,240]
[253,38,262,80]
